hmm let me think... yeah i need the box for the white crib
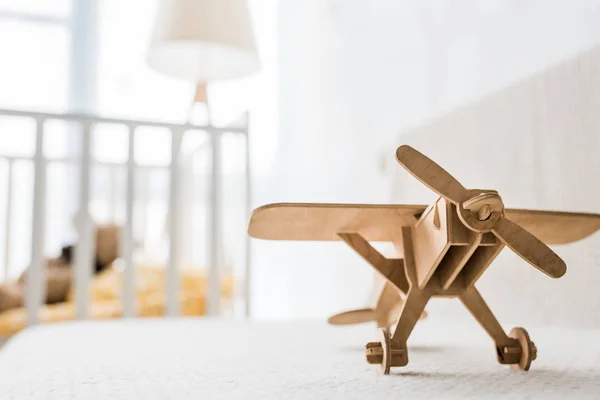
[0,107,252,329]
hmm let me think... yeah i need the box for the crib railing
[0,108,252,325]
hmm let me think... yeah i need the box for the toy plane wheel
[366,329,392,374]
[365,329,407,374]
[508,327,537,371]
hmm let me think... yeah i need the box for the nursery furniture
[0,107,250,331]
[248,145,600,374]
[0,266,233,338]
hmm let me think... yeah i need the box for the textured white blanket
[0,318,598,399]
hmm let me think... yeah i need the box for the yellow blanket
[0,266,232,337]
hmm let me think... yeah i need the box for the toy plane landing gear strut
[248,145,600,374]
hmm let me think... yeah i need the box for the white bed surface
[0,317,598,399]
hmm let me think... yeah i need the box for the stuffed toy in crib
[0,225,233,337]
[0,224,120,313]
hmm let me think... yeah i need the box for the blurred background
[0,0,600,341]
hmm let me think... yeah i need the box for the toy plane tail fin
[328,308,376,325]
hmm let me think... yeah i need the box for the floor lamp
[146,0,259,316]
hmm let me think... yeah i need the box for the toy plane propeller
[248,145,600,374]
[396,145,565,279]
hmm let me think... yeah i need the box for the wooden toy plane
[248,145,600,374]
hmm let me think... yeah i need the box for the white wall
[251,0,600,319]
[393,45,600,329]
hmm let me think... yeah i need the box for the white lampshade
[147,0,259,82]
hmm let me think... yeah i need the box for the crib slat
[74,122,94,320]
[122,126,136,318]
[3,160,12,281]
[138,169,149,246]
[27,119,47,325]
[243,118,252,318]
[167,128,183,316]
[108,164,117,222]
[208,132,221,316]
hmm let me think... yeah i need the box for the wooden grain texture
[374,282,404,328]
[338,233,409,293]
[396,144,466,204]
[327,281,427,330]
[459,286,510,346]
[437,233,482,290]
[509,327,537,371]
[372,281,427,328]
[400,226,417,284]
[504,209,600,244]
[390,288,431,346]
[461,244,505,287]
[412,197,451,288]
[448,202,475,245]
[492,218,566,278]
[248,203,422,241]
[327,308,375,325]
[248,203,600,244]
[390,226,432,348]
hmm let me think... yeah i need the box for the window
[0,0,277,295]
[0,1,74,279]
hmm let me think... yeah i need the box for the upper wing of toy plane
[248,202,600,245]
